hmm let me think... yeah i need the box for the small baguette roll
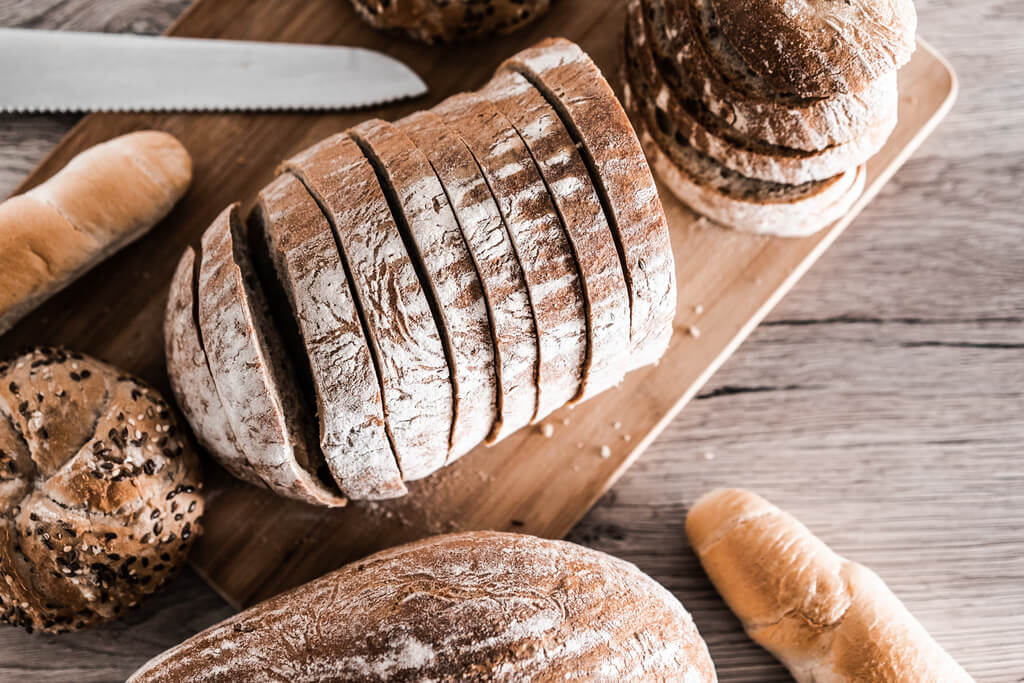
[687,489,974,682]
[0,131,192,335]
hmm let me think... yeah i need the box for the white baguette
[687,489,975,682]
[0,131,191,335]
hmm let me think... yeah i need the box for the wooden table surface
[0,0,1020,681]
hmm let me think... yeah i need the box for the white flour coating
[485,70,632,404]
[434,91,588,429]
[284,133,452,482]
[398,109,539,446]
[198,206,342,505]
[257,173,406,500]
[165,248,266,489]
[504,39,677,371]
[350,120,496,462]
[128,532,717,682]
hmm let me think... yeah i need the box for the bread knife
[0,28,428,113]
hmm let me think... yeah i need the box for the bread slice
[397,110,538,445]
[709,0,917,98]
[252,174,406,499]
[484,70,631,403]
[624,67,866,237]
[627,1,896,185]
[348,119,496,463]
[502,38,677,371]
[164,247,268,490]
[282,134,451,482]
[198,205,345,506]
[647,0,898,151]
[433,91,584,427]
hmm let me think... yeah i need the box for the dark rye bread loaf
[711,0,917,98]
[198,205,344,507]
[397,110,538,445]
[502,38,677,371]
[348,120,496,462]
[164,248,267,489]
[649,0,898,151]
[623,54,866,236]
[0,348,203,633]
[350,0,552,44]
[627,0,896,186]
[434,91,584,426]
[484,70,631,402]
[282,134,451,481]
[129,531,716,682]
[253,174,406,500]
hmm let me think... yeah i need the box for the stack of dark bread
[623,0,917,236]
[166,38,676,506]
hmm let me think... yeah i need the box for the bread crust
[502,38,677,371]
[434,91,583,428]
[164,247,268,489]
[350,0,552,44]
[198,205,344,506]
[349,119,496,462]
[129,531,716,682]
[282,134,452,481]
[687,489,975,682]
[397,110,538,445]
[627,2,896,185]
[647,0,898,151]
[0,131,191,335]
[0,348,203,633]
[709,0,917,98]
[255,174,406,499]
[484,70,631,405]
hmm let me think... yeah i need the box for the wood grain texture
[0,2,1020,683]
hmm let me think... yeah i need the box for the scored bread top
[198,204,344,507]
[484,70,631,404]
[282,134,452,481]
[627,2,896,186]
[397,110,539,446]
[164,247,267,489]
[349,0,552,44]
[128,531,716,682]
[709,0,917,98]
[648,0,898,151]
[348,119,497,463]
[503,38,677,371]
[434,91,584,428]
[255,174,406,499]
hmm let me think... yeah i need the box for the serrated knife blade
[0,28,428,113]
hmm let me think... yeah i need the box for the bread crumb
[693,304,704,315]
[612,421,622,430]
[599,445,611,459]
[702,451,715,461]
[623,434,632,442]
[540,423,554,438]
[688,325,701,338]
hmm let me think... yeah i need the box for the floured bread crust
[350,0,552,44]
[0,348,203,633]
[503,38,677,371]
[129,531,716,682]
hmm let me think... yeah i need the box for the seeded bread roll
[0,347,203,633]
[687,489,974,682]
[350,0,553,44]
[710,0,917,98]
[129,531,716,682]
[0,131,191,336]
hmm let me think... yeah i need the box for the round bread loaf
[129,531,716,681]
[0,348,204,633]
[350,0,552,44]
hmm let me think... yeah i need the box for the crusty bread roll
[687,489,974,682]
[129,531,716,682]
[0,131,192,336]
[0,348,204,633]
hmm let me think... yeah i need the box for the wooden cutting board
[0,0,956,610]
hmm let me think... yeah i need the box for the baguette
[0,131,191,335]
[687,489,975,682]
